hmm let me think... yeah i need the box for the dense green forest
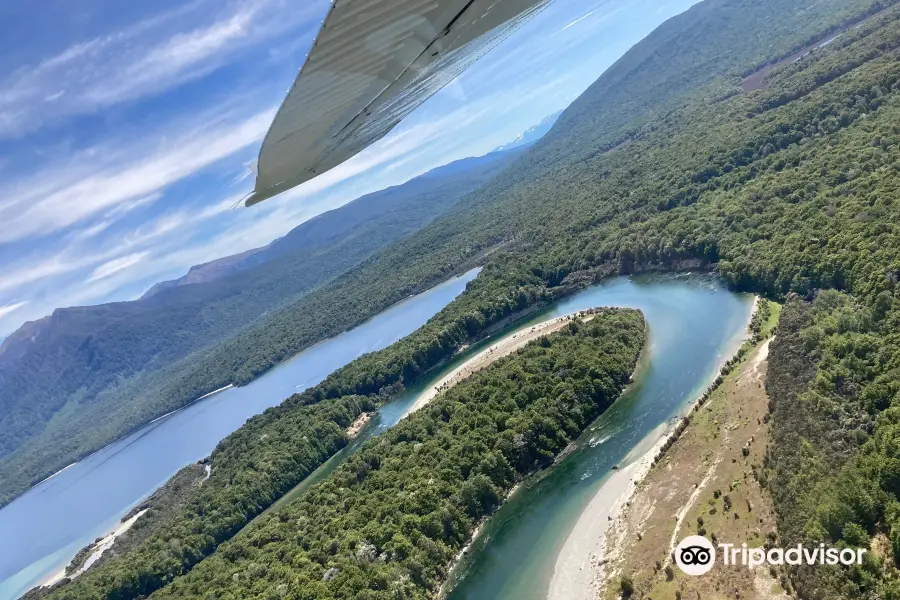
[6,0,888,510]
[0,147,524,507]
[44,310,643,600]
[766,292,900,598]
[22,0,900,597]
[33,395,370,600]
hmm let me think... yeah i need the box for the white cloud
[0,253,88,293]
[0,106,275,244]
[0,0,321,138]
[557,9,600,33]
[104,193,165,220]
[87,252,150,283]
[67,220,114,243]
[0,189,251,300]
[84,5,256,106]
[0,301,28,319]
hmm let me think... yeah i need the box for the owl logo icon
[675,535,716,575]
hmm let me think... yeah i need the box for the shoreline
[410,310,598,415]
[38,508,149,589]
[27,384,236,496]
[346,412,374,439]
[547,294,759,599]
[32,462,77,488]
[195,384,234,402]
[437,478,526,599]
[14,271,483,505]
[591,302,780,600]
[434,308,646,599]
[149,384,235,426]
[547,423,669,600]
[265,309,608,548]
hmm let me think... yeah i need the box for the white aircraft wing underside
[246,0,554,206]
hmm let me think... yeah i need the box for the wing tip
[245,192,266,208]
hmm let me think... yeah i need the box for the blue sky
[0,0,699,337]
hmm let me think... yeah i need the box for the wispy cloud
[0,253,89,294]
[0,105,275,244]
[0,301,28,320]
[84,3,259,106]
[0,188,250,297]
[88,252,150,283]
[557,9,601,33]
[0,0,317,138]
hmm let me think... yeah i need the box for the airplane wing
[245,0,554,207]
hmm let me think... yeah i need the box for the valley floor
[592,310,784,600]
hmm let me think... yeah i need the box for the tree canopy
[23,0,900,597]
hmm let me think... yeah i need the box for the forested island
[13,0,900,598]
[39,311,644,599]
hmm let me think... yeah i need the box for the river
[445,273,753,599]
[252,273,752,597]
[0,272,751,600]
[0,269,479,600]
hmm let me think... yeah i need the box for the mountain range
[491,109,562,153]
[0,137,535,496]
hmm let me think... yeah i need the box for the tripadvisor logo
[674,535,867,576]
[675,536,716,575]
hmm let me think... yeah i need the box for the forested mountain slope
[31,0,900,598]
[0,146,524,505]
[489,0,898,177]
[140,150,522,297]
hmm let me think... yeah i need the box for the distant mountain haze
[142,148,529,298]
[491,109,562,153]
[0,142,530,470]
[12,1,900,597]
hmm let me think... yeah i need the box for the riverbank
[148,385,234,425]
[429,311,613,598]
[1,269,483,514]
[431,308,645,599]
[346,412,373,439]
[410,310,598,414]
[0,271,483,600]
[32,463,77,488]
[581,300,780,600]
[38,509,148,590]
[547,296,769,599]
[23,384,234,500]
[597,336,781,599]
[249,305,587,527]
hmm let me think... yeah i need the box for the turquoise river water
[0,271,752,600]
